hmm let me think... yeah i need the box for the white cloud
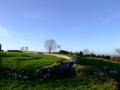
[0,26,12,38]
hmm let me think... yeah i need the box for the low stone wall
[39,62,75,79]
[4,62,75,79]
[4,54,79,79]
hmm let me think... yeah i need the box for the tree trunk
[49,49,51,53]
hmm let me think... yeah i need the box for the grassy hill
[0,52,119,90]
[0,52,69,72]
[76,56,120,81]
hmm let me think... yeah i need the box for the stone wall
[4,54,79,79]
[39,62,75,79]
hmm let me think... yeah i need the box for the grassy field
[0,72,117,90]
[0,52,69,72]
[75,56,120,81]
[0,52,119,90]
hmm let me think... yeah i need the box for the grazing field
[0,52,119,90]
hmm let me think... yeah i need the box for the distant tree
[90,53,96,57]
[97,55,101,58]
[69,51,73,55]
[54,45,61,52]
[20,46,29,52]
[21,47,24,51]
[82,49,90,55]
[25,46,29,51]
[101,55,105,58]
[79,51,84,56]
[57,45,61,49]
[104,55,111,59]
[44,39,60,53]
[115,49,120,54]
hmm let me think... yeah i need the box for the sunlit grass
[0,52,69,72]
[0,52,119,90]
[77,56,120,80]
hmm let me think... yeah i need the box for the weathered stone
[110,70,118,75]
[104,66,107,70]
[32,74,38,77]
[23,76,29,79]
[18,74,22,77]
[37,69,40,72]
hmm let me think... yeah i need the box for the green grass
[0,72,117,90]
[0,52,69,72]
[0,52,119,90]
[76,56,120,81]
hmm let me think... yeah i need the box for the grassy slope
[76,56,120,81]
[0,52,118,90]
[0,52,69,72]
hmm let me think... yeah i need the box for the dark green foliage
[59,50,70,54]
[110,57,120,62]
[79,51,84,56]
[74,51,84,56]
[96,55,111,60]
[89,53,96,57]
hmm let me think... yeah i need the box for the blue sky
[0,0,120,54]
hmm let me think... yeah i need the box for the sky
[0,0,120,54]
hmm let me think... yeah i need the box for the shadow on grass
[0,54,14,57]
[12,57,43,61]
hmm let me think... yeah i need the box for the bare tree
[44,39,60,53]
[21,47,24,51]
[25,46,29,51]
[21,46,29,52]
[82,49,90,55]
[115,49,120,54]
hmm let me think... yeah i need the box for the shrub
[104,55,111,59]
[59,50,70,54]
[90,53,96,57]
[110,57,120,62]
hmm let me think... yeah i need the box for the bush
[104,55,111,59]
[59,50,70,54]
[96,55,110,60]
[110,57,120,62]
[90,53,96,57]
